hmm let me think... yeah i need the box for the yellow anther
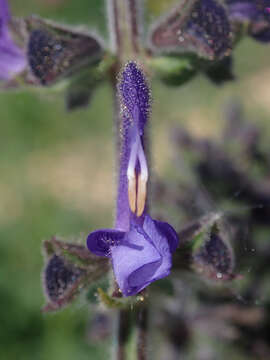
[128,173,137,214]
[136,174,147,217]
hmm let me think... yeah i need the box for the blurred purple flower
[0,0,26,80]
[87,62,179,296]
[227,0,270,42]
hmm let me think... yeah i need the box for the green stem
[108,2,149,360]
[136,306,148,360]
[109,0,142,62]
[115,309,132,360]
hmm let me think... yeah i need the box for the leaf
[65,66,103,111]
[150,55,197,86]
[203,56,235,85]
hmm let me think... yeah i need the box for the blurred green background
[1,0,270,359]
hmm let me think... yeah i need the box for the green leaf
[150,55,197,86]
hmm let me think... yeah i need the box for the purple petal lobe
[87,229,125,257]
[119,62,150,133]
[227,1,258,20]
[0,0,26,80]
[0,38,26,79]
[111,216,177,296]
[0,0,10,25]
[151,218,179,253]
[227,0,270,42]
[111,225,162,296]
[227,0,270,19]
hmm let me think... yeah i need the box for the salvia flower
[227,0,270,42]
[0,0,26,80]
[87,62,179,296]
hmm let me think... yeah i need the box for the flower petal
[0,0,26,80]
[227,0,270,42]
[227,1,258,21]
[184,0,232,59]
[151,217,179,253]
[0,0,10,25]
[0,38,26,80]
[142,215,174,280]
[111,225,162,296]
[87,229,125,257]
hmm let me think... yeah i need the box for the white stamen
[126,123,148,216]
[137,140,148,182]
[127,134,139,181]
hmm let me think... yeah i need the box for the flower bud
[42,237,109,312]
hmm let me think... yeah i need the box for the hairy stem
[115,309,132,360]
[127,0,140,55]
[136,306,148,360]
[108,0,122,54]
[109,0,143,61]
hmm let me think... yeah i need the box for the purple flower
[0,0,26,80]
[86,62,179,296]
[227,0,270,42]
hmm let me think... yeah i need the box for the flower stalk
[136,306,148,360]
[109,0,142,61]
[115,309,132,360]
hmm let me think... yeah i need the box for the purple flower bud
[192,223,235,281]
[44,254,84,303]
[227,0,270,42]
[86,62,179,296]
[26,16,104,85]
[149,0,232,60]
[0,0,26,80]
[42,237,109,311]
